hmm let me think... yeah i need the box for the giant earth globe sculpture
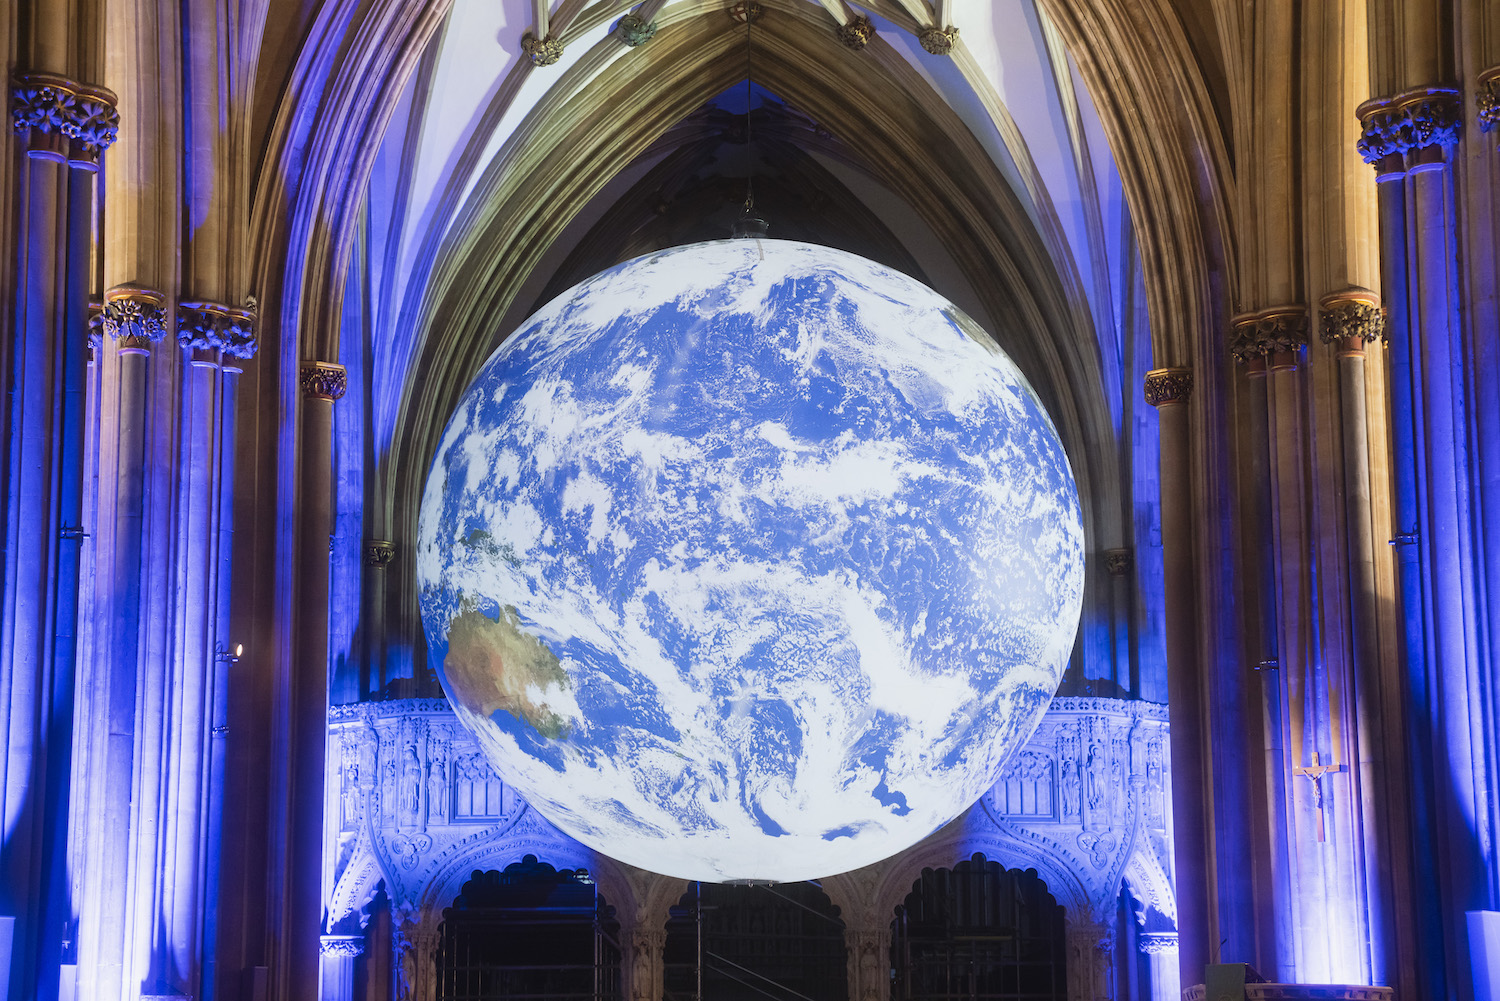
[416,239,1085,883]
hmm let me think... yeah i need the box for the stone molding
[102,285,168,352]
[521,32,563,65]
[836,15,874,50]
[617,13,657,46]
[1478,66,1500,144]
[1143,367,1192,407]
[301,361,348,401]
[177,299,259,359]
[1229,306,1309,364]
[1317,288,1383,352]
[11,72,120,161]
[1357,86,1462,164]
[919,26,958,55]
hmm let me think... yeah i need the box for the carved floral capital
[1137,931,1177,955]
[11,73,119,160]
[366,540,396,568]
[177,299,259,359]
[1357,87,1461,164]
[1143,367,1192,407]
[102,285,168,351]
[319,934,365,958]
[1103,549,1131,576]
[301,361,348,401]
[1317,288,1383,349]
[1229,307,1308,364]
[1478,67,1500,143]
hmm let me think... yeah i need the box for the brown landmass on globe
[443,604,572,739]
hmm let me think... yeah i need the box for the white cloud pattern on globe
[416,239,1084,882]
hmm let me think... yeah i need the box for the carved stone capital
[1357,87,1462,164]
[366,540,396,568]
[1317,288,1383,352]
[320,934,365,958]
[1143,367,1192,407]
[301,361,348,401]
[919,25,958,55]
[87,298,104,356]
[521,32,563,65]
[617,12,657,46]
[11,73,120,162]
[1103,549,1131,576]
[1138,931,1178,955]
[836,15,874,50]
[1478,67,1500,143]
[102,285,168,351]
[177,299,259,359]
[1229,307,1308,365]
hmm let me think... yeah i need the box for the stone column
[1,75,116,1001]
[363,542,396,698]
[1102,549,1134,696]
[1142,368,1209,991]
[82,286,169,1001]
[627,927,665,1001]
[320,935,365,1001]
[284,362,348,999]
[202,312,255,999]
[845,925,889,1001]
[1357,87,1473,994]
[1319,288,1399,983]
[1137,932,1180,1001]
[1064,918,1113,1001]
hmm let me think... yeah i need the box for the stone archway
[890,855,1068,1001]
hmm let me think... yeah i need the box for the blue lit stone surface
[417,240,1084,882]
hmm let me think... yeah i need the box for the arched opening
[662,882,847,1001]
[435,855,622,1001]
[890,854,1066,1001]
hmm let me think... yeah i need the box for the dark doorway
[663,882,847,1001]
[435,855,622,1001]
[891,855,1066,1001]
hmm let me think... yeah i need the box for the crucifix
[1293,751,1341,841]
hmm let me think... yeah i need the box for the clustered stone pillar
[1,72,118,1001]
[844,925,890,1001]
[285,361,349,998]
[1142,367,1207,991]
[1356,86,1476,992]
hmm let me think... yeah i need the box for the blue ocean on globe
[416,239,1084,882]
